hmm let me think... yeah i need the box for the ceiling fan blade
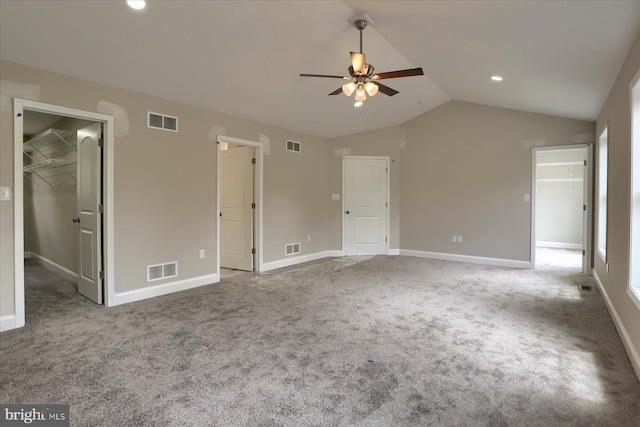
[375,82,399,97]
[372,68,424,80]
[300,73,348,79]
[328,87,343,96]
[350,52,367,75]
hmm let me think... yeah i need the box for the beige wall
[595,33,640,372]
[535,149,585,247]
[0,60,330,319]
[328,126,404,250]
[400,101,594,261]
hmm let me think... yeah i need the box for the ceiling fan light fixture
[342,82,357,96]
[355,86,367,102]
[354,101,363,107]
[365,82,378,97]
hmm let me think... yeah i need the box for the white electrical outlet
[199,249,205,259]
[332,193,341,200]
[524,194,530,202]
[458,235,463,243]
[452,235,457,243]
[307,235,311,242]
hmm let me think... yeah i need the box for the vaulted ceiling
[1,1,639,139]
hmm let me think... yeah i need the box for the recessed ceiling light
[491,75,503,82]
[354,101,363,107]
[127,0,146,10]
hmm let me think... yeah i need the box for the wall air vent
[285,243,301,256]
[147,261,178,282]
[147,111,179,132]
[286,139,301,153]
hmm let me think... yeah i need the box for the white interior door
[343,156,388,255]
[220,146,254,271]
[76,123,103,303]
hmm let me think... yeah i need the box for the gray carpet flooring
[1,255,639,426]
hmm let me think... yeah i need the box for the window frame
[597,126,608,263]
[629,69,640,310]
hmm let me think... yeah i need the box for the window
[597,126,608,262]
[629,71,640,308]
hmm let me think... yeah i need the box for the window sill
[629,287,640,311]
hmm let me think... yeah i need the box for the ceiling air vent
[285,243,301,256]
[286,139,301,153]
[147,261,178,282]
[147,111,178,132]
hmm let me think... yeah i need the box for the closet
[23,112,92,283]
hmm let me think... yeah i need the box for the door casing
[342,155,390,255]
[216,135,264,275]
[13,99,115,329]
[530,144,593,274]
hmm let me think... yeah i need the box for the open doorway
[216,135,264,277]
[13,99,114,329]
[532,145,593,274]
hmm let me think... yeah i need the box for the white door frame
[341,155,390,255]
[13,99,115,328]
[530,144,593,274]
[216,135,263,275]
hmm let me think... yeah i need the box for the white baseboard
[399,249,531,269]
[110,274,219,307]
[29,252,78,283]
[593,269,640,383]
[536,241,583,250]
[24,251,31,259]
[0,315,17,332]
[388,249,400,256]
[262,250,342,272]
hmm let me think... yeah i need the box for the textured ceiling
[1,1,639,139]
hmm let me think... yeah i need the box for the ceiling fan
[300,18,424,103]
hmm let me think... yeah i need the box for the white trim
[111,274,219,306]
[12,99,116,330]
[593,269,640,383]
[629,69,640,310]
[28,252,78,283]
[388,249,400,256]
[0,315,17,332]
[536,241,583,250]
[400,249,531,269]
[342,156,390,256]
[628,288,640,312]
[23,252,31,259]
[261,250,342,272]
[216,135,264,275]
[531,144,592,275]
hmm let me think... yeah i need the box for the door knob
[345,210,350,214]
[72,217,80,223]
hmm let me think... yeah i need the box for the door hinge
[386,202,388,207]
[98,204,104,213]
[582,250,586,256]
[251,203,256,209]
[99,271,104,280]
[583,205,587,211]
[584,160,587,166]
[252,158,256,164]
[385,237,388,242]
[251,248,256,255]
[98,138,104,147]
[386,167,388,173]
